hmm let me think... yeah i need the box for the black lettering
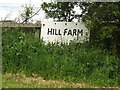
[55,29,58,35]
[58,29,61,35]
[47,28,52,35]
[67,29,72,35]
[78,29,83,36]
[73,29,77,36]
[64,28,67,35]
[53,29,54,35]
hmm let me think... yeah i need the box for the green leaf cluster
[41,2,78,22]
[79,2,120,57]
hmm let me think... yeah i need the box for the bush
[2,28,119,87]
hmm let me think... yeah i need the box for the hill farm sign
[41,22,89,44]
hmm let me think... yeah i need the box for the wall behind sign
[41,22,89,44]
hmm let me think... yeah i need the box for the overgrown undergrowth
[2,28,119,87]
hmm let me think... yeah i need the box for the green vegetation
[3,73,48,88]
[2,28,119,88]
[3,73,89,88]
[41,2,78,22]
[79,2,120,58]
[20,1,41,23]
[0,73,2,89]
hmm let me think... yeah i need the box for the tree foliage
[20,3,34,23]
[79,2,120,56]
[41,2,78,22]
[20,2,41,23]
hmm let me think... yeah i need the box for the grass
[3,73,48,88]
[2,28,120,88]
[0,73,2,89]
[2,73,93,88]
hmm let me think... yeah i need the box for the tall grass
[2,28,119,87]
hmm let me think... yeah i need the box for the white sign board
[41,22,89,44]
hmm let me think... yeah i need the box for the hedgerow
[2,28,119,87]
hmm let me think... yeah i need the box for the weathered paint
[41,22,89,44]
